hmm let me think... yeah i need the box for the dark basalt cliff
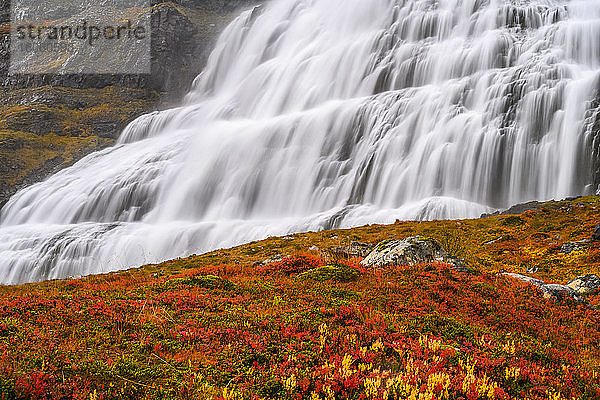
[0,0,259,207]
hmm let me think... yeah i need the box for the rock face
[480,196,586,218]
[567,275,600,294]
[501,273,588,305]
[0,86,159,207]
[360,236,469,272]
[0,1,259,99]
[481,201,543,217]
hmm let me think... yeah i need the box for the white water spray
[1,0,600,284]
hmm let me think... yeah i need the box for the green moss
[256,378,284,399]
[501,216,525,226]
[0,375,16,400]
[409,314,478,341]
[163,274,235,290]
[330,287,362,299]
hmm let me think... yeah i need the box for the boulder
[361,236,470,272]
[567,275,600,294]
[540,284,585,303]
[501,273,587,305]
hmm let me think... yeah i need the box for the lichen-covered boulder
[567,274,600,294]
[360,236,468,271]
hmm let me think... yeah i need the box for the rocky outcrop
[328,242,372,259]
[0,86,159,207]
[560,241,589,254]
[360,236,471,272]
[481,201,543,217]
[566,274,600,294]
[480,196,586,218]
[501,272,592,306]
[1,1,259,99]
[253,254,285,268]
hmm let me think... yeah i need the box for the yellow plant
[505,366,520,381]
[284,374,297,391]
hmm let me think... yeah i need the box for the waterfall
[1,0,599,284]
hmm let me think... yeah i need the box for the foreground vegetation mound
[1,196,600,399]
[161,274,235,291]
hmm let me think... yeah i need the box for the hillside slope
[0,0,259,207]
[1,197,600,399]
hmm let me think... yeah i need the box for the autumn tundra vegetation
[1,196,600,399]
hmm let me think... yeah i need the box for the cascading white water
[1,0,600,284]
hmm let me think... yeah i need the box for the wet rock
[501,273,587,305]
[5,108,62,135]
[567,275,600,294]
[481,201,542,217]
[361,236,470,272]
[481,197,585,218]
[328,242,372,259]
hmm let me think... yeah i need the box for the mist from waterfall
[1,0,600,284]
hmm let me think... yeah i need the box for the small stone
[592,224,600,241]
[309,245,319,251]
